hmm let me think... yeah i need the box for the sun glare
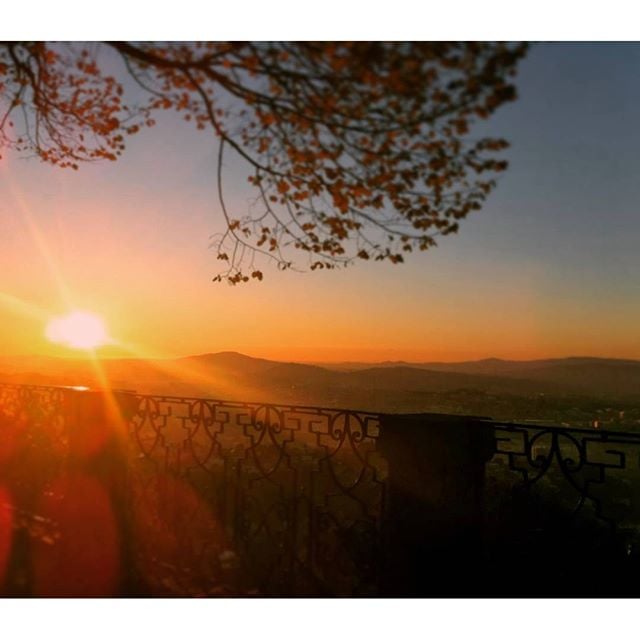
[45,310,111,350]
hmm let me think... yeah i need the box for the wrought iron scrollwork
[489,423,640,525]
[124,394,387,595]
[484,421,640,593]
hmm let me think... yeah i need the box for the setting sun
[45,310,111,350]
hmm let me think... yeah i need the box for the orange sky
[2,45,640,364]
[1,158,637,364]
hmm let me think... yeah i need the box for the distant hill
[177,351,276,374]
[313,356,640,399]
[1,353,639,415]
[315,355,640,373]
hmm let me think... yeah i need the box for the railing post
[57,388,139,595]
[377,413,495,596]
[61,388,138,504]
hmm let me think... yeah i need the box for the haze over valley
[2,351,639,427]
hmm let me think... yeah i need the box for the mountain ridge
[1,351,639,403]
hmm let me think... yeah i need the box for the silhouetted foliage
[0,42,527,283]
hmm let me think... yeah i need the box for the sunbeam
[0,156,74,310]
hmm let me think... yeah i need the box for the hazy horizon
[3,346,640,426]
[2,348,640,365]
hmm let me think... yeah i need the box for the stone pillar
[377,413,495,596]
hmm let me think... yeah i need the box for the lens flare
[45,310,111,350]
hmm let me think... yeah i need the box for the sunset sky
[1,42,640,363]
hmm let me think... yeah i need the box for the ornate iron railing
[1,382,640,596]
[125,393,387,595]
[490,422,640,526]
[483,421,640,595]
[0,385,388,595]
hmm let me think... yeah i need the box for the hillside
[1,352,639,423]
[314,356,640,399]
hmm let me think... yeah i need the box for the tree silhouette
[0,42,527,283]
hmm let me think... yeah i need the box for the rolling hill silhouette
[1,352,639,413]
[315,356,640,398]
